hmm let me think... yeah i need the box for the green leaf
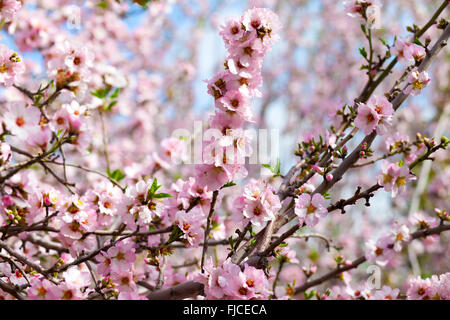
[379,37,388,46]
[133,0,153,7]
[97,1,108,9]
[167,225,183,244]
[262,158,281,177]
[153,193,172,199]
[359,47,368,59]
[221,181,236,189]
[105,100,118,111]
[110,88,120,99]
[322,191,332,200]
[107,169,126,182]
[228,236,234,248]
[90,87,111,99]
[360,24,366,34]
[149,178,160,195]
[413,38,424,47]
[304,290,316,300]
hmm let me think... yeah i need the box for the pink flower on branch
[294,193,328,227]
[0,44,25,87]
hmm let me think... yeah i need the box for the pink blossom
[0,0,21,21]
[365,235,395,267]
[0,142,11,165]
[160,137,188,164]
[27,125,52,150]
[0,44,24,86]
[27,277,55,300]
[3,102,41,140]
[219,17,245,44]
[199,257,229,299]
[294,193,328,227]
[198,258,271,300]
[234,179,281,227]
[112,271,137,293]
[354,102,380,135]
[409,212,438,230]
[216,90,252,121]
[406,276,436,300]
[97,252,112,276]
[175,207,204,247]
[369,285,400,300]
[14,12,55,52]
[59,196,97,239]
[391,38,414,66]
[404,68,431,96]
[106,241,136,274]
[366,95,394,135]
[377,161,416,197]
[408,44,426,63]
[195,164,233,191]
[389,222,411,252]
[63,267,91,289]
[385,131,409,152]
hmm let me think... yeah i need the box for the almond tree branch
[200,190,218,272]
[293,223,450,295]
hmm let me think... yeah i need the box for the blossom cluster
[195,8,281,190]
[197,258,271,300]
[377,160,416,197]
[0,0,21,21]
[364,214,439,267]
[406,272,450,300]
[354,95,394,136]
[0,0,448,302]
[344,0,381,26]
[233,179,281,227]
[0,44,25,87]
[294,193,328,227]
[391,38,426,67]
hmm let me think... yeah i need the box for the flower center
[69,221,80,232]
[37,287,47,297]
[56,117,65,125]
[15,116,25,127]
[230,98,240,108]
[231,26,239,34]
[246,279,255,287]
[243,46,253,56]
[366,113,375,123]
[0,64,8,73]
[306,203,316,214]
[383,174,393,184]
[62,290,73,300]
[412,80,424,90]
[73,57,81,66]
[253,206,262,216]
[374,105,383,114]
[238,287,248,295]
[396,177,406,186]
[375,247,383,256]
[251,20,260,29]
